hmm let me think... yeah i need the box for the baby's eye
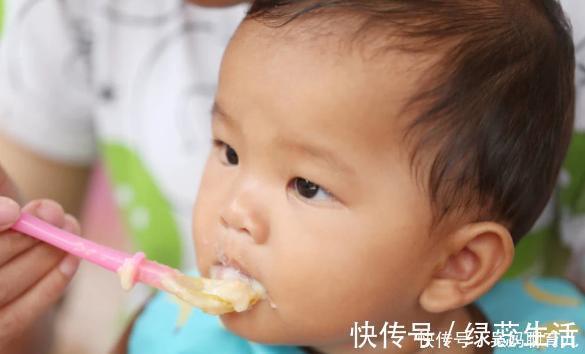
[290,178,334,201]
[214,140,239,165]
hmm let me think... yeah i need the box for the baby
[114,0,583,353]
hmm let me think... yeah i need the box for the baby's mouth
[160,258,266,316]
[210,258,253,281]
[204,263,267,312]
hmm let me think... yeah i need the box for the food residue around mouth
[161,265,266,318]
[159,266,266,328]
[208,265,267,312]
[116,249,267,327]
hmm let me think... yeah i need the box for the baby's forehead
[228,19,433,137]
[234,18,435,109]
[240,14,434,61]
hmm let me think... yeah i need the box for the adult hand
[0,165,80,351]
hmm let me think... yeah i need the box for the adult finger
[0,231,39,266]
[0,199,68,306]
[21,199,66,229]
[0,242,65,307]
[0,255,79,347]
[0,197,19,231]
[0,199,67,266]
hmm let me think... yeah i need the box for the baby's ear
[419,222,514,313]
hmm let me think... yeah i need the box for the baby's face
[193,20,445,350]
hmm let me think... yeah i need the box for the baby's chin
[220,296,359,350]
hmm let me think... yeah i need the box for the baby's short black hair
[247,0,575,242]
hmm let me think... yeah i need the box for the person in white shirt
[0,1,247,353]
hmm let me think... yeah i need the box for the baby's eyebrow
[211,101,236,127]
[277,138,355,177]
[212,100,353,176]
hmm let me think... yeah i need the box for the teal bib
[130,278,584,353]
[475,278,585,353]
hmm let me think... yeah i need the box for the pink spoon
[11,212,264,315]
[11,212,179,292]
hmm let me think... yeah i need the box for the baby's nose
[219,185,269,244]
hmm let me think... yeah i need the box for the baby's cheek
[193,162,226,243]
[291,248,416,330]
[268,261,356,330]
[192,203,218,273]
[271,272,388,342]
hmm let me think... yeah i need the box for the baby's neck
[309,304,492,354]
